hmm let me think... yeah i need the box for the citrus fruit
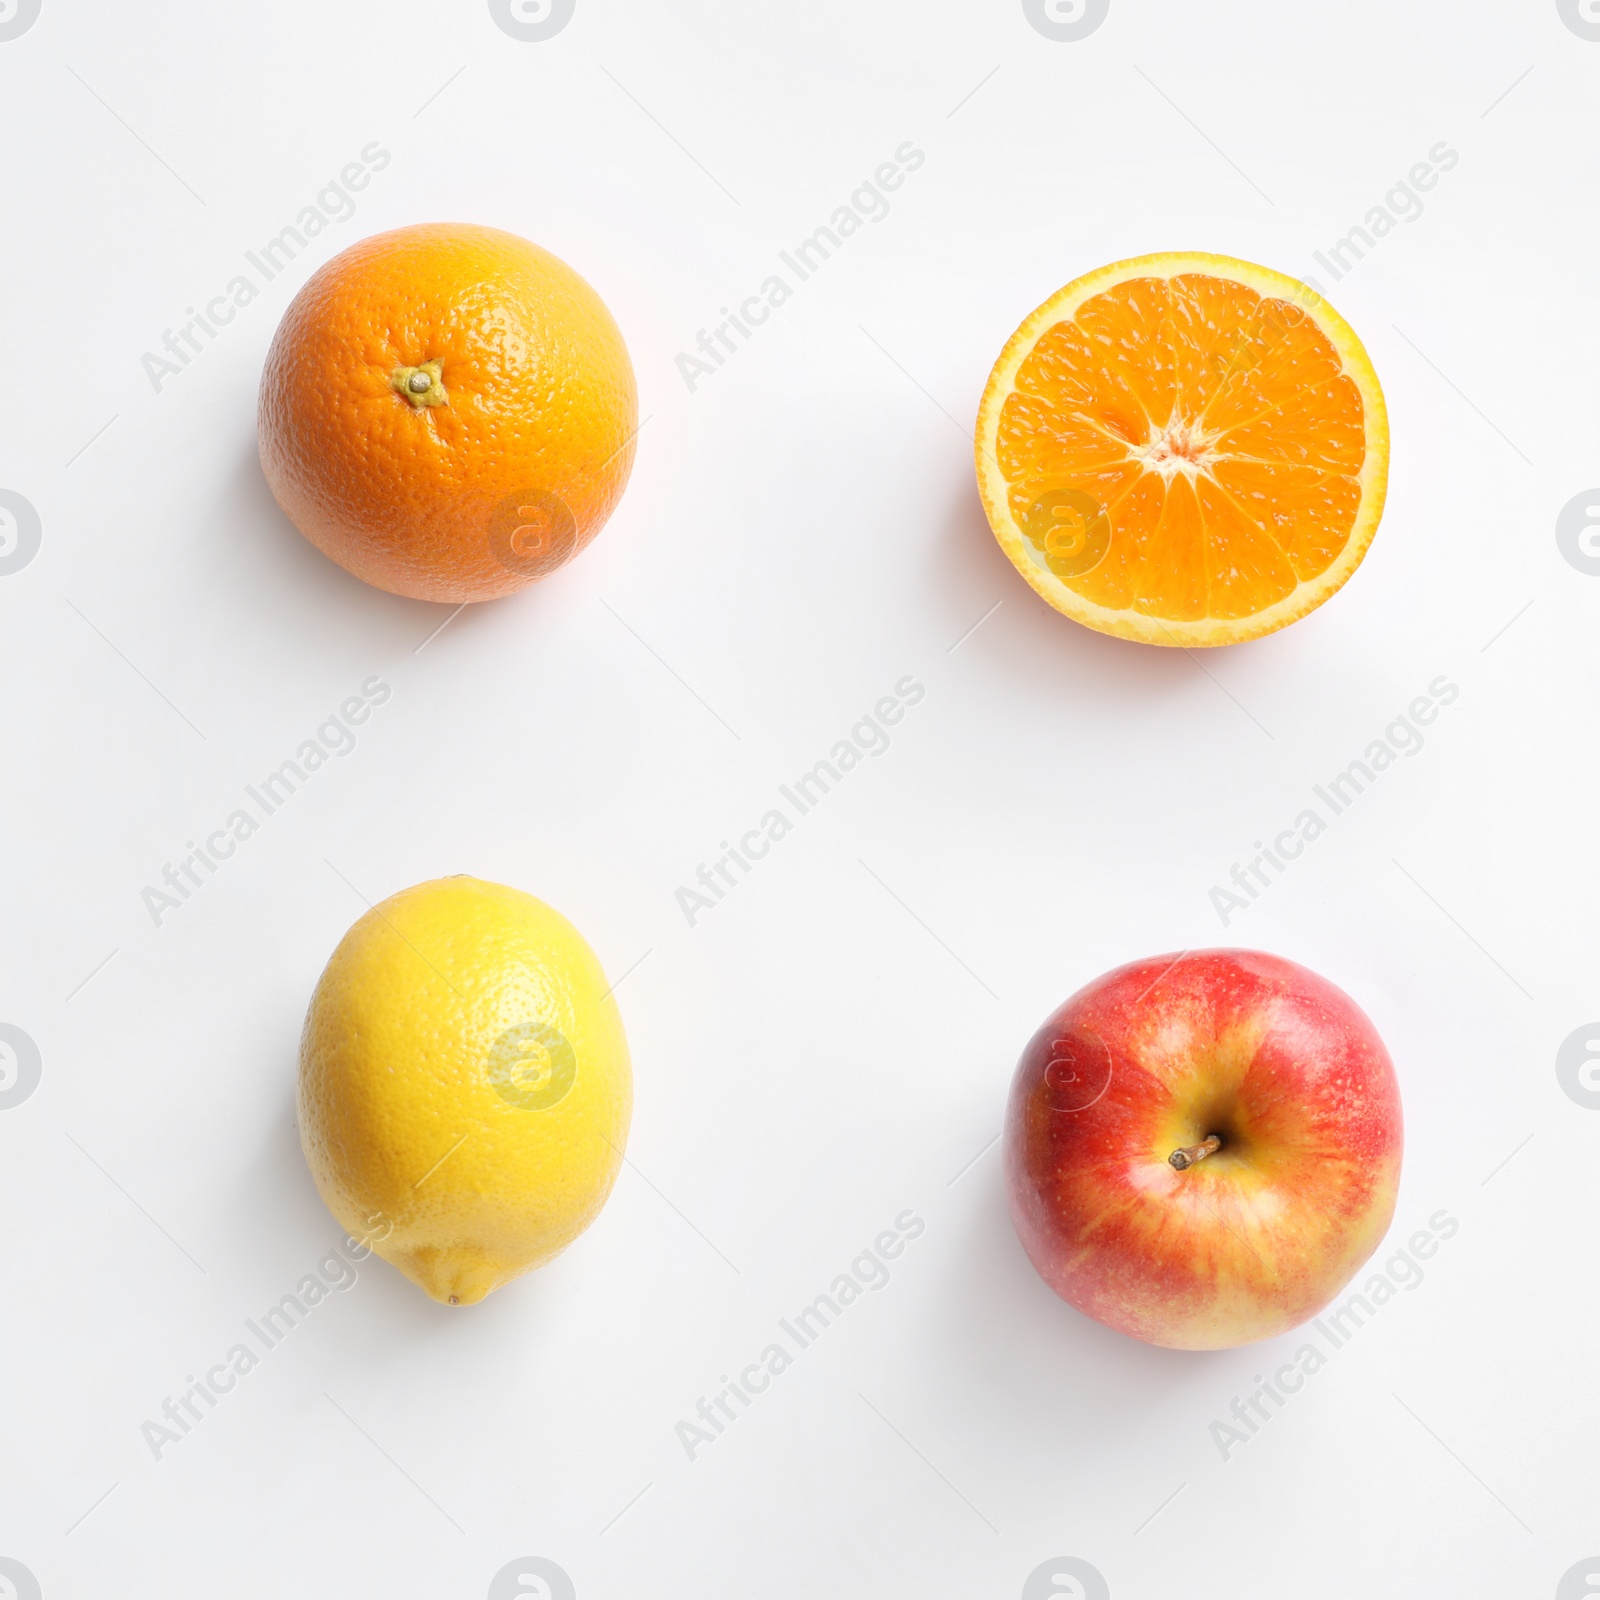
[297,876,632,1305]
[259,223,637,604]
[975,252,1388,646]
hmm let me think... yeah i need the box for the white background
[1,2,1597,1596]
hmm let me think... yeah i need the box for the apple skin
[1004,949,1402,1351]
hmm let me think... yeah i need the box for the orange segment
[975,253,1388,646]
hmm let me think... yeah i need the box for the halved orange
[975,253,1388,646]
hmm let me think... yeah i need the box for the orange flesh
[996,274,1367,623]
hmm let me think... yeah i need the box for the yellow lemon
[298,876,631,1305]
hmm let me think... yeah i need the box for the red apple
[1004,949,1402,1350]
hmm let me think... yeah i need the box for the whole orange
[258,223,637,603]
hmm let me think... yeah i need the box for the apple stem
[1169,1134,1222,1171]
